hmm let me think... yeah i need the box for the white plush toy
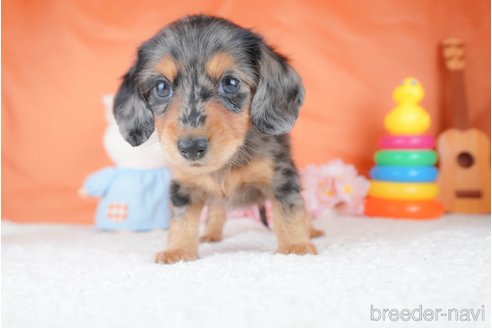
[80,95,171,231]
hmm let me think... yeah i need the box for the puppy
[113,15,322,264]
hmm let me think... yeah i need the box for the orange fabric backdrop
[2,0,490,223]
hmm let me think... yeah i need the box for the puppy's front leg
[271,173,317,255]
[155,182,204,264]
[272,201,317,255]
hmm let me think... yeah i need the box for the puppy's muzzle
[177,137,208,161]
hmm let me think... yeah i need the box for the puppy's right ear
[113,62,154,147]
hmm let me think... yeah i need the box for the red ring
[379,135,435,150]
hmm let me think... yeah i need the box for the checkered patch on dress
[106,203,128,222]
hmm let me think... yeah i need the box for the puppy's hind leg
[200,204,227,243]
[308,215,325,238]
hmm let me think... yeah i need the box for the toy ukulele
[437,37,491,213]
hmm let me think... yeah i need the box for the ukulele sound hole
[457,152,474,168]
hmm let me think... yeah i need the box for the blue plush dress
[83,167,172,231]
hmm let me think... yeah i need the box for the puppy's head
[114,15,304,174]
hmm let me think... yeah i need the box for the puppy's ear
[250,43,304,135]
[113,61,154,147]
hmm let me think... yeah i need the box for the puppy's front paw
[155,249,198,264]
[277,242,317,255]
[200,234,222,243]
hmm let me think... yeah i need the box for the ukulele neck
[445,70,469,130]
[441,37,469,131]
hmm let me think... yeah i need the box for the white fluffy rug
[2,214,490,328]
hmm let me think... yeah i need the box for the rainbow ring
[375,150,437,166]
[369,181,438,200]
[379,135,435,150]
[370,166,438,182]
[364,198,443,219]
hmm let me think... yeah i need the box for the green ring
[374,150,437,166]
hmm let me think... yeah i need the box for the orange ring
[364,198,443,219]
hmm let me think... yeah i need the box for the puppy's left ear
[250,43,305,135]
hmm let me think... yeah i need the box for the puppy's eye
[153,80,172,99]
[220,76,240,95]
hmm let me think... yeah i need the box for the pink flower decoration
[302,165,339,216]
[301,160,369,216]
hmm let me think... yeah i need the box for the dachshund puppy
[114,15,322,264]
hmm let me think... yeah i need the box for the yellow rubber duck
[384,77,430,135]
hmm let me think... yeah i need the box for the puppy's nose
[177,137,208,161]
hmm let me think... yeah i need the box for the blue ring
[370,166,438,182]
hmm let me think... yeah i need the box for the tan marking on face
[155,56,179,81]
[156,96,251,175]
[206,52,236,78]
[154,96,182,167]
[206,100,250,150]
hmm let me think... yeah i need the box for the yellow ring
[369,181,438,200]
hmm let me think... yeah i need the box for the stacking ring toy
[369,181,438,200]
[379,135,435,150]
[374,150,437,166]
[370,166,438,182]
[364,198,443,219]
